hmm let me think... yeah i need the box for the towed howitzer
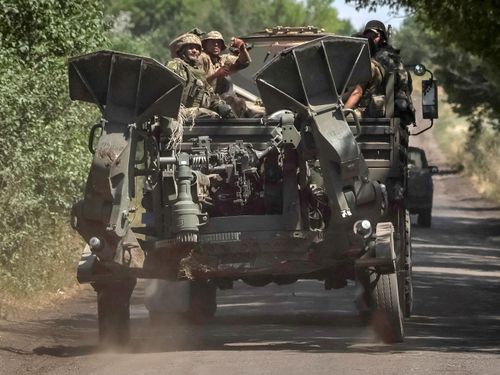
[69,36,408,345]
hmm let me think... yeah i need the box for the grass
[462,129,500,201]
[0,147,148,318]
[433,92,500,202]
[0,223,85,319]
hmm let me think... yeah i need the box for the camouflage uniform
[166,58,213,109]
[374,46,415,125]
[166,33,235,119]
[358,60,386,117]
[363,20,416,125]
[200,31,251,93]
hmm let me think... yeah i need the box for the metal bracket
[281,124,301,148]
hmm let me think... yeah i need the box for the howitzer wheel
[372,223,404,343]
[370,271,404,343]
[356,223,404,343]
[93,278,136,346]
[187,280,217,322]
[403,209,413,317]
[390,207,409,318]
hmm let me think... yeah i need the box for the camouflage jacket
[359,60,385,106]
[374,44,416,124]
[166,58,215,108]
[199,52,250,91]
[199,53,237,77]
[374,44,412,96]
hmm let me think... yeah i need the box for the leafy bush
[0,1,106,300]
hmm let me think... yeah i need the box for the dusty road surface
[1,131,500,375]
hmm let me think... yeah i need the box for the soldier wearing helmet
[363,20,388,49]
[166,33,236,119]
[363,20,416,126]
[168,33,203,66]
[199,30,251,94]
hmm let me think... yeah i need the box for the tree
[347,0,500,77]
[0,0,107,294]
[349,0,500,132]
[103,0,354,62]
[1,0,105,61]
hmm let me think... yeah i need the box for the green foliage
[392,17,433,66]
[103,0,354,62]
[434,103,500,202]
[433,47,500,132]
[393,16,500,132]
[349,0,500,68]
[0,0,106,297]
[1,0,105,61]
[461,129,500,202]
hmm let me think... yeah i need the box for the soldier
[198,31,256,117]
[199,31,251,94]
[167,33,236,119]
[344,59,385,118]
[362,20,416,125]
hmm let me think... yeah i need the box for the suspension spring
[191,155,208,168]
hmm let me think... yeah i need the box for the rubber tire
[95,278,136,346]
[417,208,432,227]
[390,208,409,318]
[403,210,413,317]
[370,271,405,343]
[188,280,217,322]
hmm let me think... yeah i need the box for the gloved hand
[231,37,245,50]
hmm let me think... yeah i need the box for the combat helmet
[363,20,388,41]
[202,30,227,51]
[169,33,202,57]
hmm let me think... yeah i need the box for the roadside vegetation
[0,1,106,315]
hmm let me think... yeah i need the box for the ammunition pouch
[358,94,386,118]
[366,94,386,117]
[185,78,210,108]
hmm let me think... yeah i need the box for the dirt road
[1,130,500,374]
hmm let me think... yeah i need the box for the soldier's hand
[215,66,230,78]
[231,37,245,50]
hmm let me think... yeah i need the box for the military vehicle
[407,146,438,227]
[69,27,438,344]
